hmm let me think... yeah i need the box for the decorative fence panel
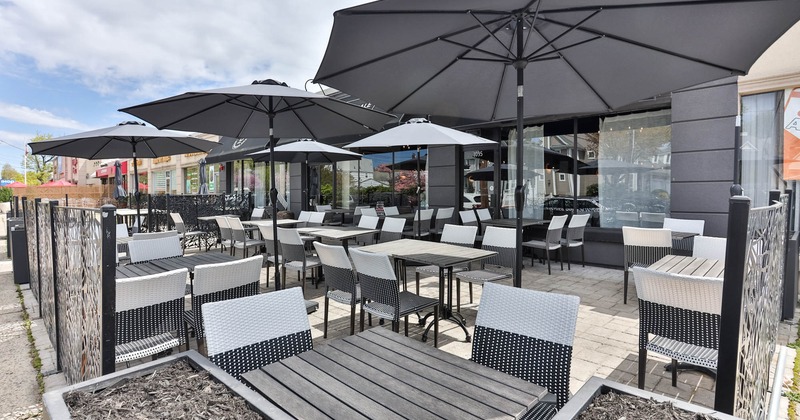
[23,198,40,303]
[36,200,58,357]
[716,195,787,419]
[149,193,249,231]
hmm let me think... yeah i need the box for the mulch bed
[64,361,261,419]
[579,391,718,419]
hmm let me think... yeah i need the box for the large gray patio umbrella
[28,121,218,231]
[315,0,800,290]
[249,139,362,209]
[120,79,394,290]
[113,160,127,200]
[346,118,496,237]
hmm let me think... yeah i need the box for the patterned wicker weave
[203,288,312,379]
[522,215,568,275]
[473,282,579,411]
[455,226,515,309]
[561,213,590,269]
[115,269,188,363]
[278,228,321,289]
[379,217,405,242]
[622,226,672,304]
[314,242,360,337]
[416,224,477,293]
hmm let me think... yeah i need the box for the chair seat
[416,264,468,276]
[233,239,265,249]
[180,230,204,238]
[647,336,718,370]
[522,239,560,251]
[115,333,180,363]
[456,269,511,285]
[264,255,284,265]
[363,291,437,320]
[560,239,583,247]
[328,284,361,305]
[285,257,322,271]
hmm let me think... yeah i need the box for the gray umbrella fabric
[315,0,800,292]
[113,160,127,200]
[198,158,209,195]
[120,79,394,291]
[29,121,217,232]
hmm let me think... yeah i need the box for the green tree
[24,134,56,186]
[1,163,22,182]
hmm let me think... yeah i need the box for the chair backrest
[358,215,380,229]
[307,211,326,226]
[379,217,406,242]
[545,215,569,245]
[315,204,332,212]
[313,242,358,301]
[115,268,188,356]
[251,207,265,220]
[565,213,591,243]
[277,227,308,263]
[440,224,478,247]
[639,212,665,228]
[383,206,399,216]
[257,224,281,259]
[622,227,672,270]
[353,206,370,216]
[472,282,580,409]
[432,207,455,233]
[460,209,478,226]
[476,208,492,221]
[350,248,401,320]
[128,236,182,263]
[203,288,312,379]
[297,211,312,222]
[692,235,727,261]
[169,213,189,234]
[215,216,233,242]
[191,256,263,338]
[361,208,378,217]
[132,230,178,240]
[227,217,248,242]
[663,217,705,235]
[116,223,129,238]
[482,226,516,268]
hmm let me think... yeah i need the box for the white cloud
[0,103,91,130]
[0,0,366,100]
[0,130,35,151]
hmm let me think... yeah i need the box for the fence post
[33,198,42,316]
[49,201,61,371]
[100,205,117,375]
[714,196,751,414]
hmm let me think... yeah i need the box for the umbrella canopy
[198,158,209,195]
[113,160,127,199]
[344,118,495,153]
[39,179,74,187]
[465,164,539,182]
[315,0,800,290]
[4,181,26,188]
[29,121,218,231]
[387,154,426,171]
[248,139,362,164]
[120,79,395,291]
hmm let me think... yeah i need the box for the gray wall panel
[671,80,738,122]
[290,162,303,215]
[671,117,737,153]
[670,182,733,213]
[671,150,735,182]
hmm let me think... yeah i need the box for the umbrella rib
[536,0,777,15]
[439,38,513,62]
[308,99,384,134]
[31,138,83,157]
[467,11,514,57]
[524,9,601,61]
[528,36,604,62]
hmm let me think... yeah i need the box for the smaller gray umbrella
[198,158,209,195]
[113,160,127,199]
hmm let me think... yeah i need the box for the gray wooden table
[242,328,549,419]
[297,226,380,250]
[357,239,497,342]
[648,254,724,278]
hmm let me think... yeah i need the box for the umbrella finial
[406,117,429,124]
[252,79,288,87]
[119,121,146,127]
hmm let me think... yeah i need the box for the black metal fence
[147,193,251,231]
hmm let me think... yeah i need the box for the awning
[205,137,302,164]
[95,160,127,178]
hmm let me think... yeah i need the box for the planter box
[43,350,291,419]
[553,377,740,420]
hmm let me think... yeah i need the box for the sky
[0,0,369,174]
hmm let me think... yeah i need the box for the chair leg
[469,283,473,304]
[415,273,420,294]
[565,245,571,270]
[183,320,191,352]
[581,245,586,267]
[404,316,408,336]
[671,359,678,387]
[546,250,551,275]
[623,269,629,304]
[323,295,329,339]
[360,304,365,332]
[265,264,270,289]
[558,247,564,271]
[349,304,356,336]
[456,280,461,312]
[638,348,647,389]
[433,305,439,348]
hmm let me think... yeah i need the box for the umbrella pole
[513,14,525,288]
[268,105,282,291]
[133,145,142,233]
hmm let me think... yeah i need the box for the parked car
[543,197,601,226]
[463,194,482,208]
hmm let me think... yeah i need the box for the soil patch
[579,391,718,419]
[64,360,261,419]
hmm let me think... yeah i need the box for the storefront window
[184,167,199,194]
[741,91,784,207]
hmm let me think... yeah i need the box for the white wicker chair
[361,208,378,217]
[522,215,568,275]
[415,224,477,293]
[403,208,435,239]
[350,248,439,347]
[307,211,326,227]
[455,226,516,311]
[203,288,312,380]
[383,206,400,216]
[277,227,322,290]
[257,224,283,288]
[115,268,188,364]
[355,215,380,245]
[692,235,727,261]
[472,282,580,416]
[352,205,371,225]
[460,209,480,240]
[116,223,131,264]
[379,217,406,243]
[431,207,455,238]
[183,256,263,350]
[128,236,183,263]
[229,217,265,258]
[132,230,178,240]
[169,212,203,250]
[315,204,332,212]
[633,266,721,388]
[251,207,265,220]
[561,213,591,269]
[296,210,312,227]
[215,216,234,253]
[663,217,705,253]
[476,208,492,236]
[622,227,672,304]
[313,242,360,337]
[116,223,130,238]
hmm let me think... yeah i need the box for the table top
[197,214,241,221]
[480,218,546,228]
[242,328,547,420]
[671,231,699,240]
[116,253,240,278]
[297,226,379,241]
[358,238,496,267]
[115,208,147,216]
[648,254,724,278]
[241,219,299,226]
